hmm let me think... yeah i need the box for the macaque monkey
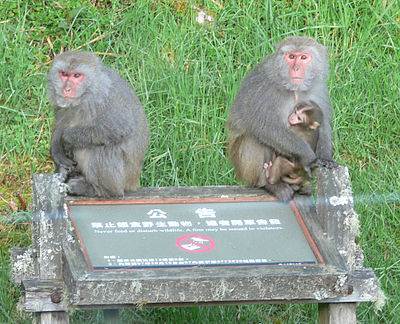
[227,36,336,200]
[47,51,150,197]
[264,101,323,186]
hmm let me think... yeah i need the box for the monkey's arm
[252,119,317,167]
[312,87,336,165]
[62,116,134,149]
[50,129,77,179]
[313,105,338,168]
[316,118,333,159]
[315,122,338,168]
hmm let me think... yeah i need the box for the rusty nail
[347,285,354,295]
[51,292,62,303]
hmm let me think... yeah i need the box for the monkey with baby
[264,101,323,195]
[227,36,337,200]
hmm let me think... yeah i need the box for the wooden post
[31,173,70,323]
[318,303,357,324]
[103,309,120,324]
[316,166,359,323]
[316,166,359,269]
[35,312,71,324]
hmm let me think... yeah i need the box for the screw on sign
[176,234,215,253]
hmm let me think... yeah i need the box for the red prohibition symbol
[176,234,215,253]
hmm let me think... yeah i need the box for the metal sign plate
[68,197,322,271]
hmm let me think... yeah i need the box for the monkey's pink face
[284,51,312,85]
[58,70,85,101]
[288,109,305,126]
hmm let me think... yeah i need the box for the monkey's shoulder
[98,67,142,108]
[241,57,274,82]
[101,67,132,90]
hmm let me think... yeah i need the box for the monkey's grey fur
[48,51,149,197]
[227,36,334,201]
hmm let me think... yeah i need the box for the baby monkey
[264,101,323,187]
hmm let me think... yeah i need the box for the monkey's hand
[305,156,337,172]
[53,153,77,182]
[58,164,73,182]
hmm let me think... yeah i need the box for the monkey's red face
[58,70,85,101]
[284,51,312,85]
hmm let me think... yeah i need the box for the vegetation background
[0,0,399,323]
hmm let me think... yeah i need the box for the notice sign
[68,197,322,270]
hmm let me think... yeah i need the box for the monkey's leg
[66,176,99,196]
[70,147,126,197]
[230,135,294,201]
[124,169,140,193]
[94,147,126,197]
[123,156,143,193]
[264,181,295,201]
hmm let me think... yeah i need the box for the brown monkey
[227,36,336,201]
[264,101,323,186]
[47,51,150,197]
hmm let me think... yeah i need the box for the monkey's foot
[294,181,312,195]
[317,159,339,169]
[66,176,98,197]
[263,162,273,179]
[264,182,294,202]
[57,164,76,182]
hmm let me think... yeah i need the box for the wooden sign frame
[10,167,379,324]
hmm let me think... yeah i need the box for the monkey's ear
[309,121,320,129]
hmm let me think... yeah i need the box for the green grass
[1,0,399,322]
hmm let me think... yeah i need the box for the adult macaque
[47,51,149,197]
[264,101,323,186]
[227,36,335,200]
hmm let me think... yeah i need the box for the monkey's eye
[74,73,81,78]
[61,71,69,77]
[301,55,307,60]
[289,54,295,59]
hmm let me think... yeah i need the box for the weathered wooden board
[61,186,350,307]
[11,168,378,317]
